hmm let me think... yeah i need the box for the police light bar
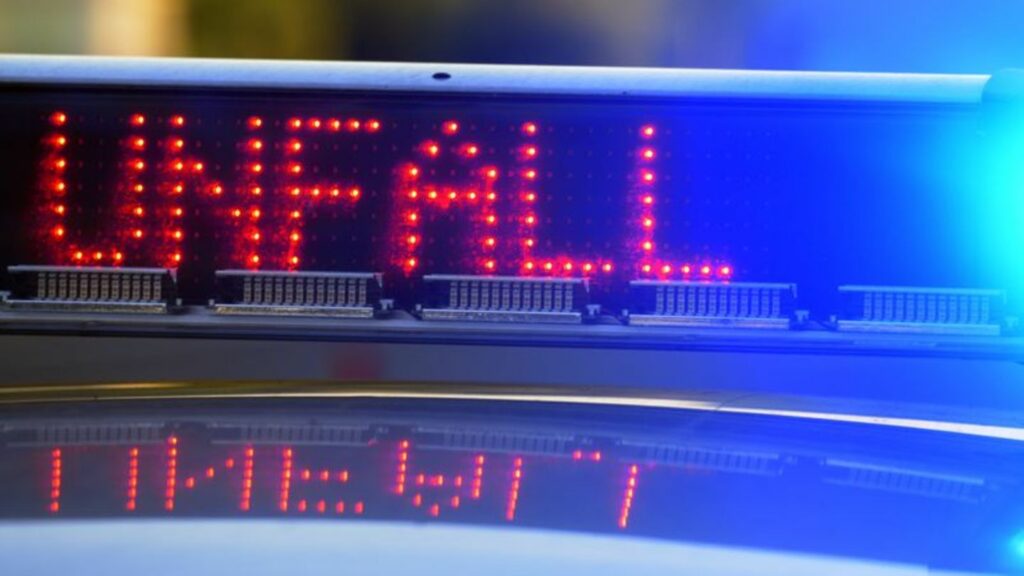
[2,265,177,313]
[211,270,387,318]
[0,55,1019,341]
[835,285,1005,336]
[418,274,593,323]
[626,280,797,329]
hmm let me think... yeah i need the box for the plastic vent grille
[6,424,165,446]
[418,428,573,456]
[837,285,1004,335]
[212,270,385,318]
[420,275,591,323]
[215,424,369,446]
[626,441,783,476]
[3,265,175,313]
[824,460,986,502]
[628,280,795,328]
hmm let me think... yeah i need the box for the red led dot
[172,252,182,263]
[346,119,361,132]
[485,260,496,270]
[53,158,66,170]
[641,125,655,138]
[133,206,144,216]
[130,113,145,127]
[642,264,652,273]
[310,187,322,198]
[544,261,554,271]
[132,229,144,239]
[113,252,123,262]
[73,250,84,261]
[251,208,262,219]
[92,251,103,261]
[661,264,672,274]
[564,262,574,272]
[407,212,419,223]
[290,210,301,219]
[442,120,459,135]
[642,217,654,228]
[250,254,261,265]
[172,229,183,240]
[287,118,302,130]
[524,261,535,270]
[523,169,537,180]
[210,183,223,195]
[247,116,263,129]
[463,144,479,157]
[524,215,536,226]
[50,111,67,126]
[55,181,67,193]
[406,235,418,245]
[289,186,302,197]
[250,186,262,196]
[52,135,67,147]
[248,138,263,152]
[642,195,654,205]
[131,183,143,193]
[524,238,534,247]
[447,190,458,200]
[328,118,342,131]
[641,148,656,160]
[52,226,65,238]
[407,166,420,178]
[170,115,185,127]
[423,141,440,157]
[642,241,653,251]
[250,231,261,241]
[130,137,146,150]
[287,162,302,175]
[524,192,536,202]
[522,122,538,135]
[427,189,439,200]
[173,207,183,217]
[700,265,712,276]
[486,214,497,225]
[365,119,381,132]
[54,205,66,215]
[172,183,184,194]
[719,265,733,277]
[485,167,499,180]
[641,170,655,183]
[132,160,145,172]
[583,263,593,273]
[523,146,538,158]
[307,118,322,130]
[602,263,613,273]
[170,138,185,151]
[484,237,496,247]
[681,264,692,274]
[467,191,478,200]
[286,139,302,153]
[406,257,417,268]
[290,256,300,266]
[231,208,242,218]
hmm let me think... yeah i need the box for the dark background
[2,0,1024,74]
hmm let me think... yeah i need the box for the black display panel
[0,83,993,311]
